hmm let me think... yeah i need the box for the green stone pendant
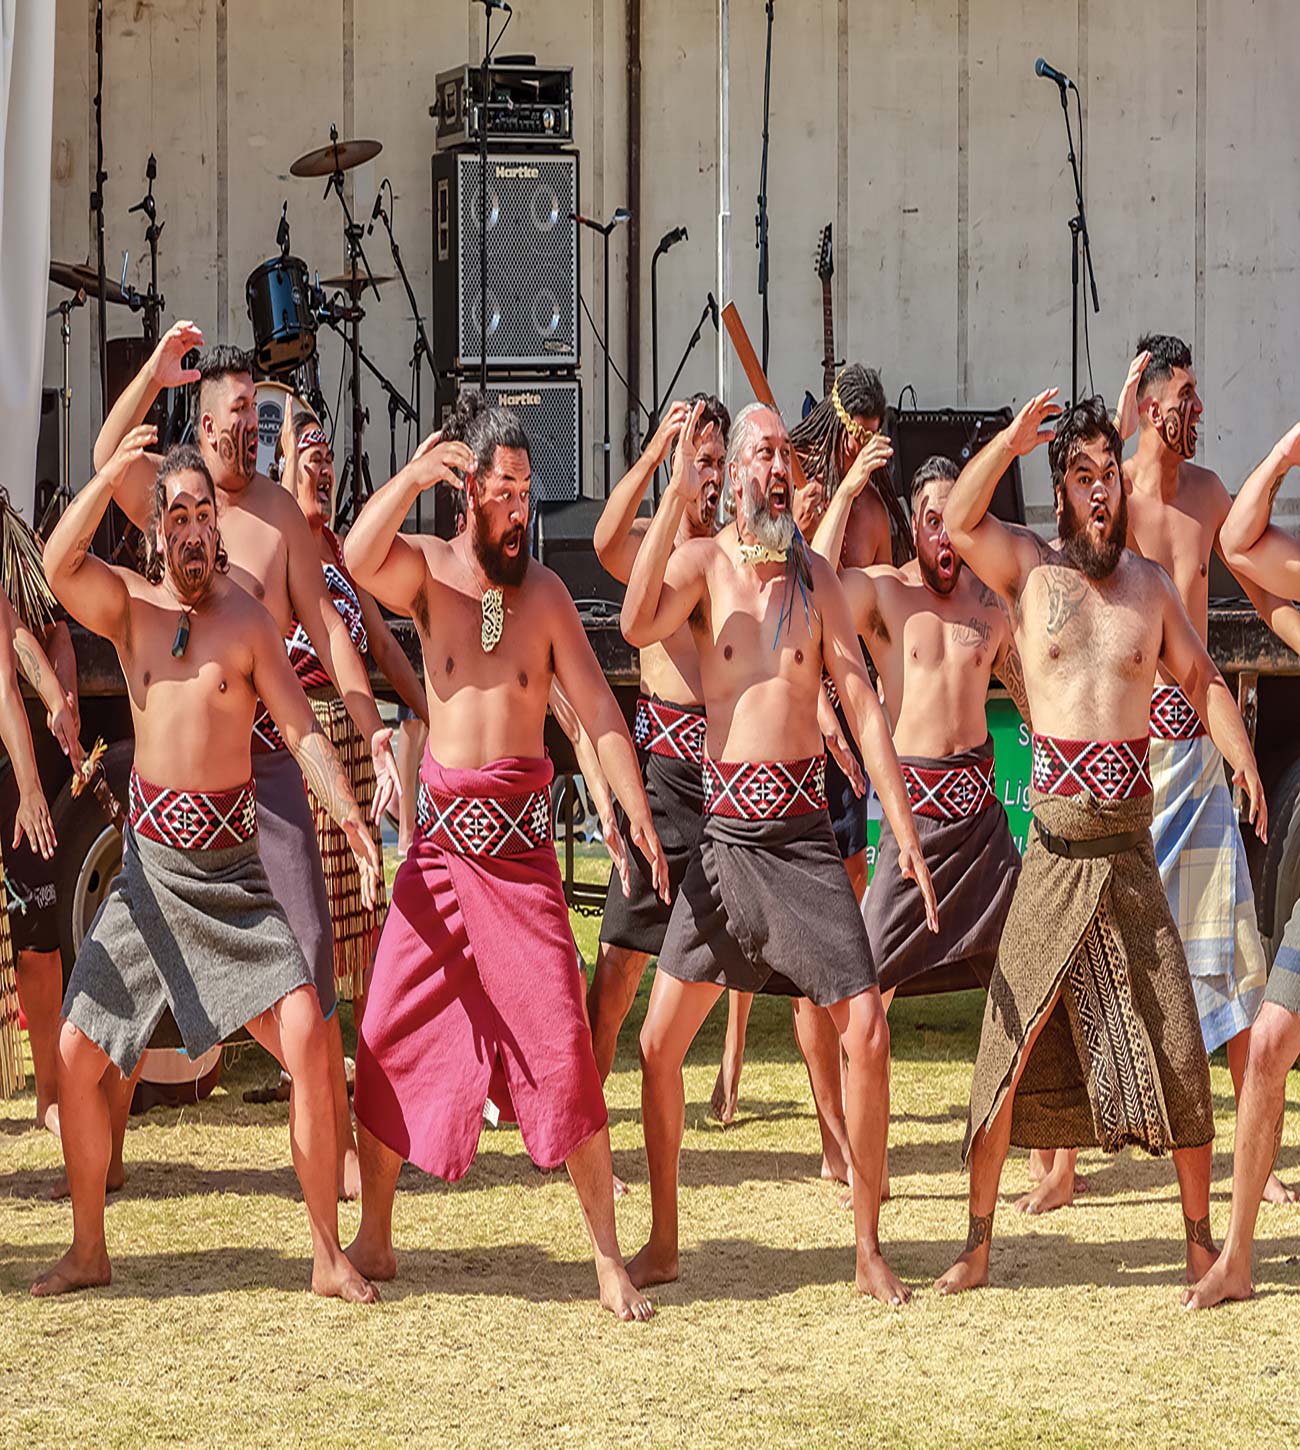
[171,611,191,659]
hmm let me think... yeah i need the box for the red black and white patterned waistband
[1149,684,1206,740]
[415,781,552,856]
[129,770,258,850]
[702,756,828,820]
[634,696,706,764]
[902,754,997,820]
[1030,734,1152,800]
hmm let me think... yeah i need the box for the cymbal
[289,137,382,179]
[50,260,127,305]
[320,272,394,293]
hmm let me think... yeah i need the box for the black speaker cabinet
[536,497,621,606]
[431,149,579,372]
[885,406,1026,525]
[435,375,581,504]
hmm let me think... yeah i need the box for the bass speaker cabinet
[431,149,579,372]
[885,406,1026,525]
[435,376,581,504]
[536,497,621,606]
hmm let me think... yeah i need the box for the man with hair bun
[934,390,1266,1294]
[343,402,665,1321]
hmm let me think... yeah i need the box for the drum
[245,255,317,374]
[254,380,297,480]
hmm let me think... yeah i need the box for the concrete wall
[44,0,1300,522]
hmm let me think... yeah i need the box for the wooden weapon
[720,300,809,491]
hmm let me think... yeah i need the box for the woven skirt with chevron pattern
[964,789,1213,1160]
[0,883,22,1098]
[865,737,1020,996]
[305,695,388,1001]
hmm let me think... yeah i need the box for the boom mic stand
[39,289,88,534]
[127,153,164,349]
[651,294,719,505]
[92,0,108,418]
[755,0,775,372]
[1051,76,1099,402]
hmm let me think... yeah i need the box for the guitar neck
[820,280,835,398]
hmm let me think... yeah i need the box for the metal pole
[603,225,612,496]
[717,0,731,406]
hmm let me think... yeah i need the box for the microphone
[656,226,688,256]
[367,185,386,235]
[276,200,291,256]
[479,0,511,11]
[1034,57,1074,89]
[707,292,719,330]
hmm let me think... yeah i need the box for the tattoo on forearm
[1183,1213,1215,1253]
[294,727,360,830]
[1044,570,1088,636]
[1271,1107,1285,1170]
[965,1210,994,1254]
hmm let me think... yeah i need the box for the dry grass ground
[4,849,1300,1446]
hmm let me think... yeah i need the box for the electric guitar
[802,223,840,417]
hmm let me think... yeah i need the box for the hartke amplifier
[435,376,582,504]
[432,150,579,373]
[885,406,1026,525]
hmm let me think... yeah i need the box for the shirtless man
[934,392,1266,1295]
[342,402,665,1321]
[94,322,397,1197]
[621,401,937,1306]
[1186,419,1300,1307]
[34,430,379,1301]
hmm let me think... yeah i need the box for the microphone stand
[650,229,686,442]
[651,295,717,505]
[128,154,164,349]
[40,290,87,533]
[1055,80,1099,403]
[92,0,108,418]
[475,0,510,396]
[373,193,438,438]
[755,0,775,372]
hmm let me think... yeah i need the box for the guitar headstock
[814,223,833,283]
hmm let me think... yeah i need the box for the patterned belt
[1149,684,1206,740]
[1030,734,1152,801]
[634,696,706,764]
[902,753,997,820]
[129,769,258,850]
[415,780,552,856]
[703,756,828,820]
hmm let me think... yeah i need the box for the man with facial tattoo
[94,322,398,1199]
[934,393,1267,1295]
[341,402,667,1322]
[621,400,938,1306]
[1116,334,1300,1207]
[587,393,728,1091]
[33,431,381,1303]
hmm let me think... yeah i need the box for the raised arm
[93,321,202,528]
[810,432,895,566]
[0,598,55,858]
[344,432,475,612]
[593,401,689,583]
[550,579,667,901]
[252,609,382,909]
[817,555,937,931]
[1220,422,1300,597]
[1157,570,1266,840]
[1112,349,1151,443]
[46,427,155,642]
[621,400,710,647]
[944,390,1060,604]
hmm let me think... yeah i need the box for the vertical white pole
[717,0,731,405]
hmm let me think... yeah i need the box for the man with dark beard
[587,393,727,1092]
[341,404,667,1322]
[622,401,937,1306]
[94,322,398,1199]
[34,431,379,1303]
[933,392,1267,1295]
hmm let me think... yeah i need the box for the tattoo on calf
[1183,1213,1215,1253]
[1043,570,1088,636]
[965,1211,994,1254]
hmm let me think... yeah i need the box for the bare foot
[48,1164,126,1202]
[709,1065,739,1126]
[338,1147,362,1202]
[312,1254,380,1304]
[1263,1171,1300,1206]
[855,1249,911,1307]
[1014,1171,1075,1215]
[1027,1148,1052,1185]
[626,1241,679,1290]
[612,1173,631,1199]
[1185,1238,1219,1286]
[344,1233,397,1283]
[820,1150,850,1186]
[596,1261,654,1322]
[934,1249,989,1296]
[38,1102,61,1138]
[1181,1254,1254,1310]
[31,1244,112,1297]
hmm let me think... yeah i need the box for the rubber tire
[50,739,132,973]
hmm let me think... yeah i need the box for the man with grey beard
[621,400,937,1306]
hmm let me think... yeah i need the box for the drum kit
[47,126,436,534]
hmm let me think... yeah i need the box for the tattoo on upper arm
[965,1210,994,1253]
[13,639,41,689]
[293,727,358,830]
[1044,570,1088,635]
[997,640,1031,725]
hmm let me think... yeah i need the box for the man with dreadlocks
[622,400,937,1306]
[935,391,1265,1295]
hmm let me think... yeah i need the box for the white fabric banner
[0,1,55,520]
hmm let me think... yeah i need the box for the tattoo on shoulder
[1007,524,1051,563]
[965,1210,994,1254]
[1043,569,1088,636]
[1183,1213,1215,1253]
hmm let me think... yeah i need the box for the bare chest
[420,584,554,699]
[1127,498,1212,620]
[1021,568,1157,680]
[219,508,291,627]
[702,570,822,693]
